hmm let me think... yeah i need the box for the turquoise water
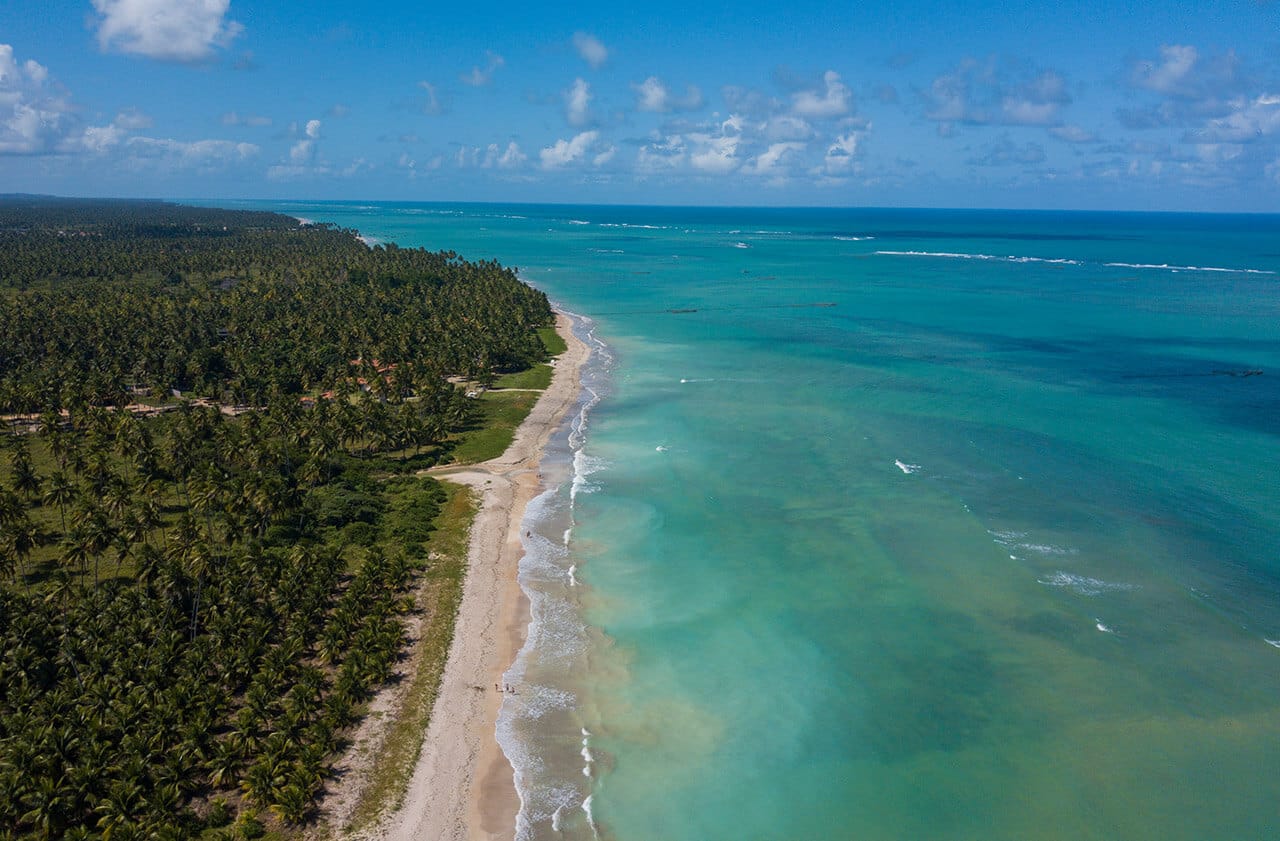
[232,201,1280,839]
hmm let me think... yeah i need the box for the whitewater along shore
[363,312,588,841]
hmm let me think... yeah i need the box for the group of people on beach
[494,682,518,694]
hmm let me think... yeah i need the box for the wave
[877,250,1082,265]
[1103,262,1275,275]
[877,250,1275,274]
[587,248,625,254]
[834,235,874,241]
[499,310,613,841]
[1038,571,1139,596]
[895,459,922,474]
[598,222,670,230]
[568,219,591,225]
[734,242,750,249]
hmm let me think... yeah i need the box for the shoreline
[374,311,590,841]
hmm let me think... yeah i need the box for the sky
[2,0,1279,211]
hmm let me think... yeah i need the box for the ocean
[228,201,1280,840]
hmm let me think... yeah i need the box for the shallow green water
[235,201,1280,840]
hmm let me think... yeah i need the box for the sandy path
[370,312,589,841]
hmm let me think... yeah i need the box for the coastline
[372,311,590,841]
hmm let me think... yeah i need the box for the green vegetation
[346,484,473,832]
[492,363,553,390]
[0,198,556,839]
[447,390,540,464]
[537,325,568,356]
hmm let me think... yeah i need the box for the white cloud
[1194,93,1280,142]
[221,111,271,127]
[128,136,258,166]
[792,71,852,119]
[926,59,1071,130]
[497,141,527,168]
[743,141,805,178]
[1132,45,1199,97]
[91,0,243,62]
[540,130,599,168]
[461,51,504,87]
[636,134,685,171]
[765,115,813,141]
[688,133,740,174]
[80,124,127,153]
[287,119,321,164]
[0,44,76,155]
[821,132,862,175]
[457,141,527,169]
[418,81,442,115]
[113,107,152,130]
[592,145,616,167]
[565,78,592,126]
[633,76,704,113]
[573,32,608,69]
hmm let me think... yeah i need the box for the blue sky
[2,0,1279,210]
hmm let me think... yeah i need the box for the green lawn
[446,390,539,464]
[492,363,552,390]
[538,325,567,356]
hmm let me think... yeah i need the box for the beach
[362,311,588,841]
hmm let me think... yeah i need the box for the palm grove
[0,198,554,838]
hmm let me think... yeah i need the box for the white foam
[655,445,668,452]
[834,235,874,241]
[877,250,1082,265]
[581,728,593,777]
[567,564,577,587]
[1265,638,1280,649]
[583,795,600,839]
[895,459,922,474]
[568,219,590,225]
[1039,571,1138,596]
[358,234,382,247]
[734,241,750,249]
[1095,619,1113,633]
[1104,261,1275,275]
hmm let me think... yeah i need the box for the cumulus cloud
[91,0,243,62]
[573,32,608,69]
[1131,45,1203,97]
[633,76,704,113]
[287,119,321,164]
[636,134,686,172]
[0,45,76,155]
[743,141,805,178]
[792,71,852,118]
[821,131,863,175]
[127,136,258,167]
[461,51,504,87]
[565,78,592,126]
[925,57,1071,131]
[1192,93,1280,143]
[540,130,600,168]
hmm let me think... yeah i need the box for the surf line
[594,301,838,316]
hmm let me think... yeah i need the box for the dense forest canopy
[0,198,554,839]
[0,195,549,410]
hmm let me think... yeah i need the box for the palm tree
[43,470,77,534]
